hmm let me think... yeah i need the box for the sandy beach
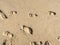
[0,0,60,45]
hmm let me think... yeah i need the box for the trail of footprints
[0,10,17,20]
[30,41,50,45]
[0,10,56,20]
[2,25,51,45]
[0,9,57,45]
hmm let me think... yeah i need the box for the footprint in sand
[20,25,33,35]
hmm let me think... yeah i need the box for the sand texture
[0,0,60,45]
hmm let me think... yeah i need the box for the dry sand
[0,0,60,45]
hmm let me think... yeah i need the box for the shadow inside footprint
[44,41,50,45]
[2,40,6,45]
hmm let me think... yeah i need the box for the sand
[0,0,60,45]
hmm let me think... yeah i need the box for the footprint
[57,36,60,41]
[2,39,13,45]
[34,13,38,17]
[44,41,50,45]
[20,25,33,35]
[10,11,17,15]
[37,41,43,45]
[30,42,37,45]
[49,11,56,16]
[3,31,14,38]
[29,13,38,17]
[2,40,7,45]
[29,13,33,17]
[0,10,8,20]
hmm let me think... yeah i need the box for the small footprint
[44,41,50,45]
[20,25,33,35]
[29,13,38,17]
[0,10,8,20]
[3,31,14,38]
[49,11,56,16]
[10,11,17,15]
